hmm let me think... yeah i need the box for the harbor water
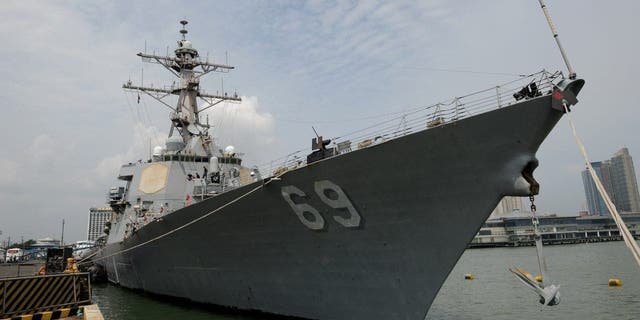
[91,241,639,319]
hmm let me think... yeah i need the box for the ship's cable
[562,102,640,268]
[80,175,282,266]
[138,93,162,146]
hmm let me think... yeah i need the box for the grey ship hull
[97,94,564,319]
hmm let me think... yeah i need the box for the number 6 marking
[281,185,325,230]
[314,180,361,228]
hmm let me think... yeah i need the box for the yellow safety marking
[1,274,89,318]
[40,276,68,311]
[16,278,46,313]
[43,276,74,312]
[31,276,59,311]
[58,277,76,307]
[7,278,35,312]
[14,278,46,311]
[59,308,70,318]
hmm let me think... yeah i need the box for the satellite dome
[224,145,235,156]
[181,40,193,49]
[152,146,164,156]
[166,135,185,152]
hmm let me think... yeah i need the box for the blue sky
[1,0,639,242]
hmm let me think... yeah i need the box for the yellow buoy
[608,278,622,287]
[464,273,475,280]
[535,275,543,283]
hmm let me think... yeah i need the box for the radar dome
[224,145,235,156]
[152,146,164,156]
[181,40,193,49]
[166,135,185,152]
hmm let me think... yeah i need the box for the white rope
[80,177,279,266]
[563,102,640,268]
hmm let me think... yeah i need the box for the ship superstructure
[95,21,585,320]
[107,21,258,242]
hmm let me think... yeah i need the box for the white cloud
[91,97,275,182]
[205,96,276,165]
[93,123,167,182]
[1,0,639,242]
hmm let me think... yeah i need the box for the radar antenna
[122,20,242,153]
[180,20,188,40]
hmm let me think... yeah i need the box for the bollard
[535,275,543,283]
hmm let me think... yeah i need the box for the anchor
[507,0,577,306]
[510,267,560,306]
[509,196,560,306]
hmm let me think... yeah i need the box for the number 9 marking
[314,180,361,228]
[281,185,325,230]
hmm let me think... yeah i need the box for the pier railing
[257,70,562,178]
[0,272,92,318]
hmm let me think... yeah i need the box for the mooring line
[80,176,281,266]
[563,102,640,268]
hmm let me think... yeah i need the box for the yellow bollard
[535,275,543,283]
[464,273,475,280]
[608,278,622,287]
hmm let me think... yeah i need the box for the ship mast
[123,20,241,155]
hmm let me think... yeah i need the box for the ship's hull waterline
[97,94,564,320]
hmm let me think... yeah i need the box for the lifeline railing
[256,70,562,178]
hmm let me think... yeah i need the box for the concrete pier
[0,262,42,278]
[82,304,105,320]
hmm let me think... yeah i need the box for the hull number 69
[281,180,361,230]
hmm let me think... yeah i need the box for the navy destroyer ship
[94,20,585,320]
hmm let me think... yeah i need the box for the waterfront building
[87,207,113,241]
[31,237,60,248]
[29,237,61,259]
[471,212,640,247]
[581,148,640,215]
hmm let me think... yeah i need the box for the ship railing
[257,70,562,177]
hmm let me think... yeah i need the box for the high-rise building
[610,148,640,212]
[581,161,614,215]
[581,148,640,215]
[490,196,523,218]
[87,207,113,241]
